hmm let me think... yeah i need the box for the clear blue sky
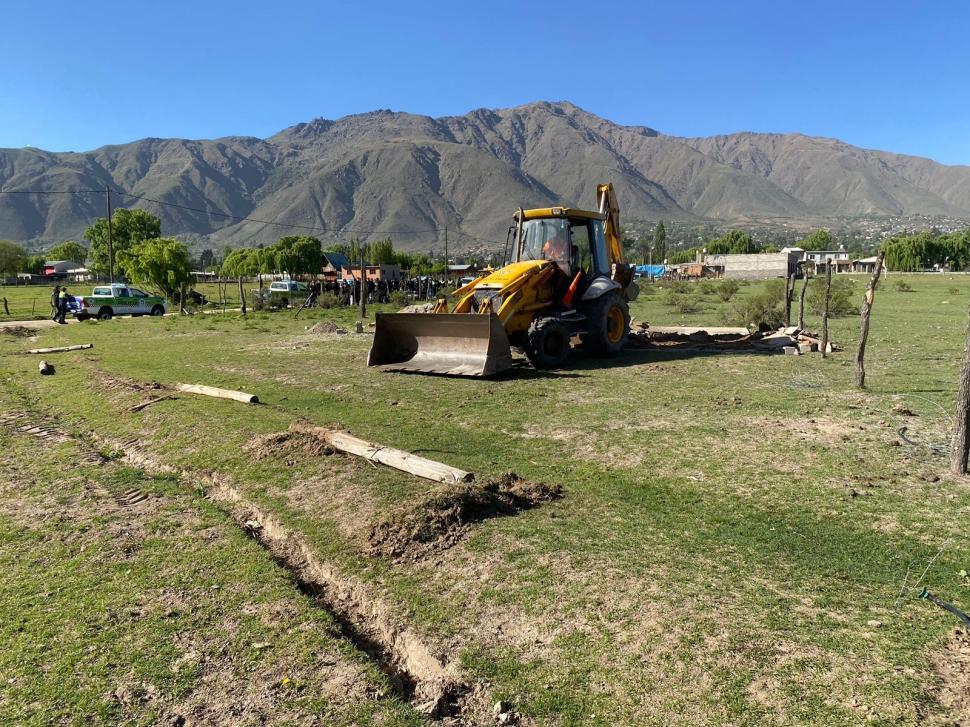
[3,0,969,164]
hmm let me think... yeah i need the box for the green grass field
[1,274,969,725]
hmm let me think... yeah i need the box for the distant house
[342,263,402,283]
[43,260,74,276]
[853,256,884,274]
[322,252,350,272]
[703,250,803,280]
[803,250,851,274]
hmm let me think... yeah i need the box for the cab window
[93,287,111,296]
[519,218,570,273]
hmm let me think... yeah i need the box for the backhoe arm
[597,182,624,265]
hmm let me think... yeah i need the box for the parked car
[267,280,307,307]
[75,284,168,320]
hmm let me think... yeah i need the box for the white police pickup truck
[75,283,168,321]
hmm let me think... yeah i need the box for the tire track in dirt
[92,433,485,722]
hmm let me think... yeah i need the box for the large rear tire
[525,316,571,370]
[97,307,113,321]
[579,291,630,356]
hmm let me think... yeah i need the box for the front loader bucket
[368,312,514,377]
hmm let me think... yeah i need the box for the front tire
[579,291,630,356]
[97,307,113,321]
[525,316,571,370]
[150,305,164,316]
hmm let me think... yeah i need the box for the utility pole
[444,226,449,289]
[105,186,114,283]
[358,241,366,320]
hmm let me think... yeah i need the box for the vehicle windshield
[518,216,609,276]
[519,218,570,272]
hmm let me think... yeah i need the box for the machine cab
[515,208,611,281]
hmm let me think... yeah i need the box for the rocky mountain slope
[2,101,969,250]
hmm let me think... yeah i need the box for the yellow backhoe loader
[368,183,638,377]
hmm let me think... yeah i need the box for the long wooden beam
[289,421,473,484]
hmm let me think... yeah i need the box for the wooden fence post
[784,271,794,328]
[2,297,9,316]
[854,250,885,388]
[951,300,970,474]
[820,262,832,358]
[797,264,810,330]
[950,302,970,475]
[238,277,246,316]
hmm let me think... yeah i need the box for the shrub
[663,291,703,314]
[806,277,859,317]
[697,280,716,296]
[948,286,960,296]
[390,290,410,308]
[727,290,784,329]
[893,280,913,292]
[715,280,740,302]
[316,292,341,309]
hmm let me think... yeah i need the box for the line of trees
[882,230,970,271]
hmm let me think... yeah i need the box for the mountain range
[2,101,970,252]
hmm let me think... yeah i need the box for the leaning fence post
[820,262,832,358]
[854,250,885,389]
[2,297,9,316]
[238,276,246,316]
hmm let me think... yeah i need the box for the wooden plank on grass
[289,421,473,484]
[175,383,258,404]
[27,344,94,354]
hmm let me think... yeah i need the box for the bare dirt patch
[745,415,865,446]
[244,430,335,462]
[931,629,970,723]
[367,473,562,561]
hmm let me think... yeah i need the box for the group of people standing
[50,285,71,324]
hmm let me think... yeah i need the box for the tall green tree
[83,208,161,278]
[0,240,28,280]
[46,240,88,264]
[370,238,395,264]
[653,221,667,263]
[198,249,216,269]
[116,238,192,299]
[221,248,262,277]
[799,229,834,250]
[268,236,322,275]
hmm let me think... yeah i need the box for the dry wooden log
[289,421,473,484]
[175,383,258,404]
[27,343,93,354]
[38,360,54,375]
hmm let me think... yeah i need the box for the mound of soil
[245,431,335,461]
[367,472,561,561]
[2,325,37,337]
[932,629,970,722]
[307,321,347,334]
[399,303,436,314]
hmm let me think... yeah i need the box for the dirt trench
[96,434,481,722]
